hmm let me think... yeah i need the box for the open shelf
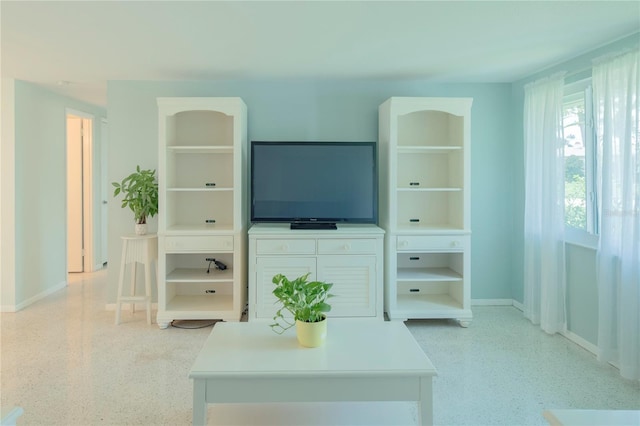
[397,110,464,148]
[397,267,462,281]
[167,188,234,192]
[166,268,234,282]
[397,149,462,190]
[164,191,234,229]
[166,149,234,188]
[396,294,464,312]
[396,191,464,230]
[167,110,234,147]
[395,224,467,234]
[397,188,462,192]
[165,295,234,312]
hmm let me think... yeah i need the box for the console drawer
[397,235,468,251]
[317,239,378,255]
[256,239,316,255]
[165,235,234,252]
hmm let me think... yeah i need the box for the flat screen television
[251,141,378,229]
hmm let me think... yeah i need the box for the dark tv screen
[251,141,377,226]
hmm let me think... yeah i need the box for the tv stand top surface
[290,222,337,230]
[249,223,384,236]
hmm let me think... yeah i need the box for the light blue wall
[12,81,106,306]
[510,32,640,345]
[565,244,598,343]
[107,80,514,302]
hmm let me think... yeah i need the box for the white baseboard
[470,299,524,310]
[1,281,67,312]
[512,300,524,311]
[562,329,598,356]
[471,298,514,306]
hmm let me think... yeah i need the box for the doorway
[66,110,94,273]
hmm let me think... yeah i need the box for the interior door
[100,119,108,266]
[67,115,83,272]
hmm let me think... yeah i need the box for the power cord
[170,319,218,329]
[206,258,227,273]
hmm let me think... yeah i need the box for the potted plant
[270,272,334,347]
[112,165,158,235]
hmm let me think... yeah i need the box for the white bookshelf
[156,97,247,328]
[379,97,473,326]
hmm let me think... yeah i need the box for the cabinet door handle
[281,244,289,252]
[205,219,216,224]
[205,182,216,187]
[343,244,351,251]
[409,182,420,186]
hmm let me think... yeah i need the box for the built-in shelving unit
[156,97,247,328]
[379,97,472,326]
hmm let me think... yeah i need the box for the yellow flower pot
[295,317,327,348]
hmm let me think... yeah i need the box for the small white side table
[115,233,158,325]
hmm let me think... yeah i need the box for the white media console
[247,223,385,321]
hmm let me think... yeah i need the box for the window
[563,79,598,245]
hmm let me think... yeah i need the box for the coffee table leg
[192,380,207,426]
[419,376,434,426]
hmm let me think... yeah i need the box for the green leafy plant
[112,165,159,224]
[270,272,334,334]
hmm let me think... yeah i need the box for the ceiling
[2,1,639,107]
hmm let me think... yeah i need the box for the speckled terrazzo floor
[1,269,638,426]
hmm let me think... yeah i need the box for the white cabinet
[156,97,247,328]
[379,97,472,326]
[248,224,384,321]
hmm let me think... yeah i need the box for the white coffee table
[189,319,437,426]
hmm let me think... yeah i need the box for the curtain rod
[566,65,592,78]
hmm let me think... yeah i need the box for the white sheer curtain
[593,48,640,381]
[523,73,567,334]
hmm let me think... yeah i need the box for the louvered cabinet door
[317,255,377,317]
[254,257,316,320]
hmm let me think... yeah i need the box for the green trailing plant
[270,272,334,334]
[112,165,159,224]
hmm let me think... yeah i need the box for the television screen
[251,141,377,229]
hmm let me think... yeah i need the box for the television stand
[248,223,385,320]
[290,222,337,230]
